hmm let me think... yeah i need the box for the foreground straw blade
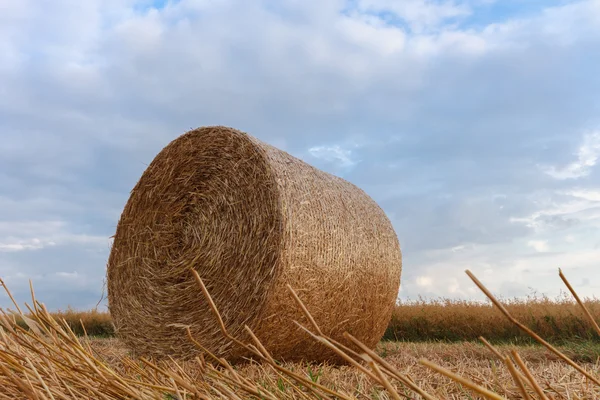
[510,351,549,400]
[503,356,532,400]
[558,268,600,337]
[343,333,438,400]
[419,359,507,400]
[479,336,531,388]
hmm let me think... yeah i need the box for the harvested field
[89,337,600,399]
[2,269,600,399]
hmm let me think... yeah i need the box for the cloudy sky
[1,0,600,311]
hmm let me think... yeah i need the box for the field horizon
[12,294,600,347]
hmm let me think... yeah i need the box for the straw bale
[107,126,402,363]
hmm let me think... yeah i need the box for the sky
[1,0,600,311]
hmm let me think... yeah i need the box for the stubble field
[2,270,600,398]
[4,294,599,398]
[88,336,599,398]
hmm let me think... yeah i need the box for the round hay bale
[107,126,402,363]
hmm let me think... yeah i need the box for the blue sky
[1,0,600,311]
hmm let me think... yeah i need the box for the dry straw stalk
[107,126,402,363]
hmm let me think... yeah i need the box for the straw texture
[107,126,402,363]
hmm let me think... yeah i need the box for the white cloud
[0,221,108,253]
[0,221,66,237]
[408,29,488,57]
[308,145,360,169]
[527,240,549,252]
[0,238,55,253]
[112,9,164,54]
[566,188,600,202]
[416,276,433,287]
[354,0,471,33]
[540,130,600,180]
[447,277,461,294]
[336,14,407,56]
[2,271,44,282]
[511,188,600,232]
[55,271,79,279]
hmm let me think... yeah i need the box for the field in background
[15,308,114,337]
[385,295,600,344]
[23,295,600,345]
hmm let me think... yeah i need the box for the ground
[89,337,600,399]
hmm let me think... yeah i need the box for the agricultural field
[33,293,600,345]
[3,272,600,399]
[87,337,599,398]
